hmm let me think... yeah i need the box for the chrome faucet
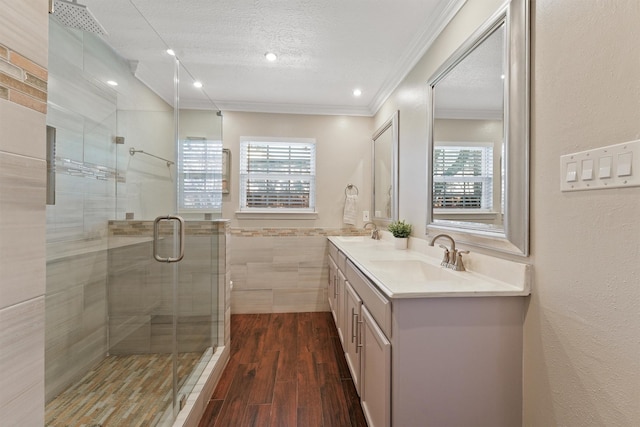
[363,222,380,240]
[428,233,468,271]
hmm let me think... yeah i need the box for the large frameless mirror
[372,111,399,223]
[426,0,529,256]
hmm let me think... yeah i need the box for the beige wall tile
[230,265,247,289]
[0,0,49,67]
[231,290,273,314]
[246,262,299,289]
[273,289,328,313]
[230,233,334,313]
[298,266,327,289]
[0,153,46,309]
[0,99,46,158]
[0,297,45,426]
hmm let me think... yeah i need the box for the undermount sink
[367,259,469,284]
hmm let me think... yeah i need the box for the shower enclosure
[45,12,226,427]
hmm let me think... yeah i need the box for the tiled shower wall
[230,227,369,313]
[44,20,120,402]
[0,0,48,425]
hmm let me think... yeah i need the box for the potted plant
[388,220,412,249]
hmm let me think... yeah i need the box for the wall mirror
[372,111,399,223]
[426,0,529,256]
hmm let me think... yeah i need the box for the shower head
[51,0,108,36]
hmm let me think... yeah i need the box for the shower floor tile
[45,352,201,427]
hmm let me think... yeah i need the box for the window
[433,144,493,210]
[239,138,316,212]
[177,137,223,212]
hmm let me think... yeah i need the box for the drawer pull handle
[356,317,363,353]
[351,308,357,343]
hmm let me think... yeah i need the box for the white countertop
[328,234,531,299]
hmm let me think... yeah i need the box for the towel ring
[345,184,359,197]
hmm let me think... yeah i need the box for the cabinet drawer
[328,241,339,263]
[337,250,348,272]
[345,260,392,338]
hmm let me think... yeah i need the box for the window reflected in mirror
[431,22,505,229]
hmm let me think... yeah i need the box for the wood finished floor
[198,312,368,427]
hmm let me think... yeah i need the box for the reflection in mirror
[433,23,504,228]
[372,111,399,223]
[427,0,529,256]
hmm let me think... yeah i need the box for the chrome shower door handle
[153,215,185,263]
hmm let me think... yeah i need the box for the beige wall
[525,0,640,425]
[376,0,640,425]
[0,0,48,425]
[222,111,373,228]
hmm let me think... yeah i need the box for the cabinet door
[327,258,338,323]
[336,269,347,346]
[344,282,362,395]
[361,305,391,427]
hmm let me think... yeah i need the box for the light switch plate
[363,211,370,221]
[560,139,640,191]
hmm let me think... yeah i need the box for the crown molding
[212,100,373,116]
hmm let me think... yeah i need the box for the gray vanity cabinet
[328,238,525,427]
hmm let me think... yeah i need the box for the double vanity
[327,235,531,427]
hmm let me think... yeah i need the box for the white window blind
[433,145,493,209]
[239,139,316,211]
[177,138,223,212]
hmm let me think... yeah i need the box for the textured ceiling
[79,0,466,115]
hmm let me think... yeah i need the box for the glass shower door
[45,5,223,426]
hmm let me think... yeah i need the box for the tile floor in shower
[45,352,202,427]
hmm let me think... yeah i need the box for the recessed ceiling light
[501,74,505,79]
[265,52,277,62]
[353,88,362,97]
[106,80,118,86]
[166,49,176,56]
[193,81,203,88]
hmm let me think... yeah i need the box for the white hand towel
[343,194,358,225]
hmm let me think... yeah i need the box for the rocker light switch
[581,159,594,180]
[598,156,612,179]
[565,162,577,182]
[617,152,632,176]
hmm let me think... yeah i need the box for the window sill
[433,210,500,221]
[235,210,319,220]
